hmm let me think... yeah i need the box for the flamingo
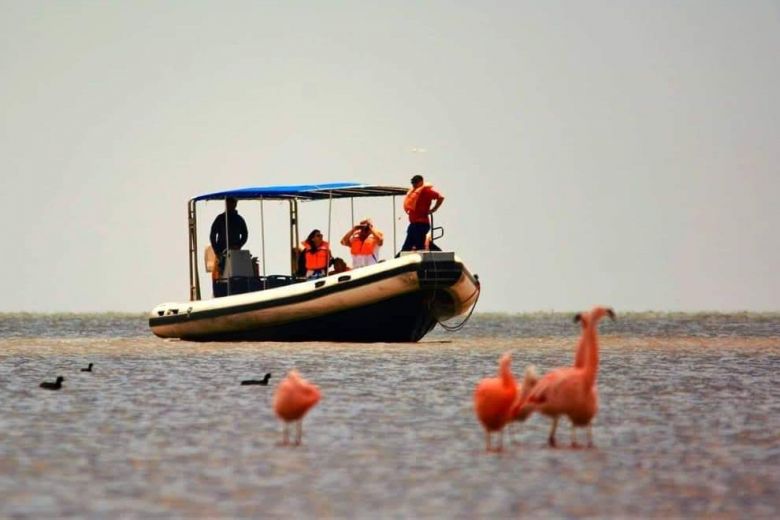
[273,370,321,446]
[517,306,614,448]
[473,352,517,452]
[509,311,587,428]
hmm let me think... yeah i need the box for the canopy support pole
[260,197,266,276]
[224,197,231,296]
[188,199,201,301]
[392,195,397,255]
[289,199,300,276]
[327,191,333,242]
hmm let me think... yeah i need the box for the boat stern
[413,251,480,321]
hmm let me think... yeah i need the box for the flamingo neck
[573,321,588,369]
[583,319,600,388]
[499,359,515,388]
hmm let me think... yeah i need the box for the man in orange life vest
[401,175,444,252]
[340,218,384,268]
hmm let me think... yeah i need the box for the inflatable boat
[149,183,480,342]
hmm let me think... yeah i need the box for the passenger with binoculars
[340,218,384,268]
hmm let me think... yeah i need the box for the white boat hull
[149,252,479,342]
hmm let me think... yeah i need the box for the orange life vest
[204,246,221,280]
[302,241,330,271]
[349,234,379,256]
[404,183,433,214]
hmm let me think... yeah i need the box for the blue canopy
[193,182,409,202]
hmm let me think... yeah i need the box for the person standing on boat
[298,229,330,279]
[401,175,444,252]
[210,197,249,256]
[209,198,248,294]
[340,218,384,268]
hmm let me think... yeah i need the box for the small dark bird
[40,376,65,390]
[241,373,272,386]
[81,363,93,372]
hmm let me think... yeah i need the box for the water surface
[1,313,778,517]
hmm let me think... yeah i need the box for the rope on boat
[437,282,481,332]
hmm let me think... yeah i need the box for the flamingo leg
[497,428,504,452]
[512,421,522,444]
[571,425,579,448]
[485,430,492,452]
[548,417,559,447]
[295,420,303,446]
[587,424,594,448]
[282,422,289,446]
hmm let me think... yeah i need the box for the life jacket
[403,183,433,214]
[205,246,220,280]
[302,241,330,271]
[349,234,379,256]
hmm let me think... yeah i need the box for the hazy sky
[1,1,778,313]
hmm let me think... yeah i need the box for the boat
[148,182,480,342]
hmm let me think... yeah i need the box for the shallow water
[1,313,779,517]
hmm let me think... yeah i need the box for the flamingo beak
[606,308,616,320]
[573,313,583,323]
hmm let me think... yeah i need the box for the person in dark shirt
[210,197,248,255]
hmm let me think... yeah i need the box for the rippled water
[1,313,778,517]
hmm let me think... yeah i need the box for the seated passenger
[340,218,384,268]
[328,257,350,275]
[297,229,330,279]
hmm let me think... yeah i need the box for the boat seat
[213,274,304,297]
[262,275,300,289]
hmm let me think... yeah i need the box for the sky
[1,0,778,313]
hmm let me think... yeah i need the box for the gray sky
[1,1,778,313]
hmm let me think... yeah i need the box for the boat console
[222,250,254,277]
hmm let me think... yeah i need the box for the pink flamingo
[508,311,587,427]
[273,370,321,446]
[473,352,517,452]
[516,306,614,448]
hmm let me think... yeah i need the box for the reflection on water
[0,314,778,517]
